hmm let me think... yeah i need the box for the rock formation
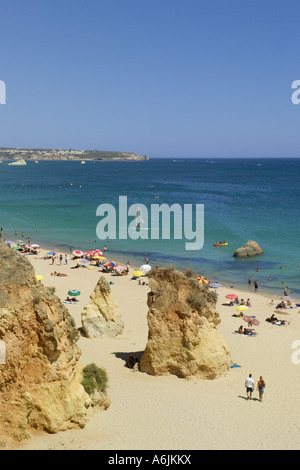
[81,277,124,338]
[233,240,264,258]
[139,268,231,379]
[0,245,109,442]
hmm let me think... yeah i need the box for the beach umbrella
[92,249,103,256]
[197,276,208,284]
[235,305,249,311]
[252,318,260,326]
[104,261,118,267]
[115,265,127,271]
[36,275,44,281]
[48,252,56,255]
[11,246,20,250]
[209,282,222,288]
[133,270,143,277]
[226,294,238,299]
[68,289,80,296]
[85,250,96,257]
[243,315,251,323]
[274,309,290,315]
[79,258,89,263]
[4,241,13,244]
[139,264,152,273]
[97,256,107,261]
[31,244,40,248]
[281,296,293,302]
[73,250,84,257]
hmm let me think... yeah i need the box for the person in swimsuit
[257,376,266,402]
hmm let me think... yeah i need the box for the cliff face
[81,277,124,338]
[139,268,231,379]
[0,245,104,441]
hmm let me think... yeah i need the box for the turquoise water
[0,158,299,296]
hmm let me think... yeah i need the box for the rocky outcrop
[139,268,231,379]
[233,240,264,258]
[8,159,26,166]
[81,277,124,338]
[0,245,109,442]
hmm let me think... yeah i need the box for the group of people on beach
[248,277,259,291]
[245,374,266,402]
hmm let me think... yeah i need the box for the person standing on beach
[257,376,266,402]
[59,254,63,265]
[254,280,258,292]
[65,254,68,265]
[245,374,254,400]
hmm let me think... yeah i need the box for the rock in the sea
[0,245,109,441]
[139,268,231,380]
[81,277,124,338]
[233,240,264,258]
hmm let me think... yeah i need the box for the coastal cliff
[0,245,109,442]
[81,276,124,338]
[139,268,231,379]
[0,147,149,162]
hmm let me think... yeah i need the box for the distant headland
[0,147,149,162]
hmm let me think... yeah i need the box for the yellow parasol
[133,270,144,277]
[36,275,44,281]
[197,276,208,284]
[235,305,249,311]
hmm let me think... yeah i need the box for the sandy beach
[6,245,300,450]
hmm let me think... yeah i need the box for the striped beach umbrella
[73,250,84,257]
[197,276,208,284]
[92,249,103,256]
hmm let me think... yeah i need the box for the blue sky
[0,0,300,158]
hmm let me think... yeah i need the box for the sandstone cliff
[139,268,231,379]
[81,277,124,338]
[0,245,109,442]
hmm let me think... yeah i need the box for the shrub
[68,327,80,343]
[81,363,108,395]
[183,267,194,278]
[186,291,206,310]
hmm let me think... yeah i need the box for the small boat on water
[214,242,228,246]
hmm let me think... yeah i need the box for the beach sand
[6,247,300,450]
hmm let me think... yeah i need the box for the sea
[0,157,299,297]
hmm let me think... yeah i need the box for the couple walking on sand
[245,374,266,402]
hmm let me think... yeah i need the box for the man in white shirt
[245,374,254,400]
